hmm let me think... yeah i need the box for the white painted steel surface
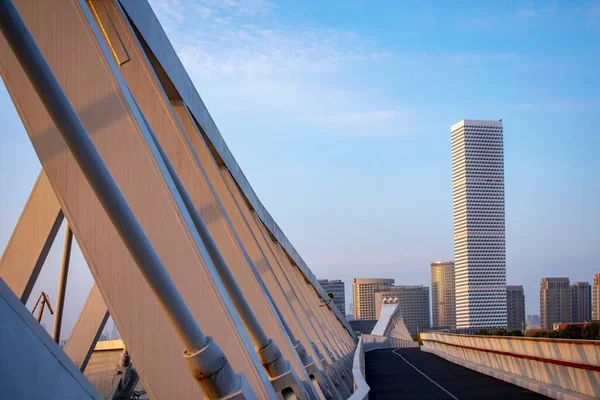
[0,278,102,399]
[370,302,413,341]
[0,0,355,398]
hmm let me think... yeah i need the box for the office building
[349,319,378,334]
[352,278,394,320]
[431,261,456,329]
[452,119,507,329]
[526,314,540,329]
[571,282,591,323]
[318,279,346,315]
[593,274,600,321]
[506,285,525,331]
[540,278,571,330]
[375,285,430,334]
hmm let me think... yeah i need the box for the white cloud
[320,109,400,126]
[192,0,274,16]
[146,1,546,137]
[514,99,597,111]
[516,7,537,18]
[589,0,600,26]
[148,0,406,137]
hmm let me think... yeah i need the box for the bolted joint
[118,349,131,370]
[294,340,311,367]
[305,363,333,400]
[183,337,226,379]
[183,336,242,399]
[257,339,290,378]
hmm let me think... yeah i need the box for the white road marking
[392,349,460,400]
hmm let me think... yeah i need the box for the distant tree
[411,334,423,345]
[533,330,548,338]
[548,330,560,338]
[492,328,508,336]
[559,325,582,339]
[582,323,600,340]
[475,329,490,336]
[508,330,524,337]
[525,329,543,337]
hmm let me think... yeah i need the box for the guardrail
[349,336,369,400]
[421,332,600,399]
[362,334,419,352]
[349,334,419,400]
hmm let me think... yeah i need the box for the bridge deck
[365,348,548,399]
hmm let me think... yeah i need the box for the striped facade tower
[452,120,507,329]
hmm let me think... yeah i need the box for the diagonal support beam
[64,283,110,371]
[0,171,63,303]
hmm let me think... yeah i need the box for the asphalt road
[365,348,549,399]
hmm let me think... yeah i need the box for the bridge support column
[0,4,252,397]
[0,171,63,303]
[140,107,310,399]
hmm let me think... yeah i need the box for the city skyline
[1,1,599,337]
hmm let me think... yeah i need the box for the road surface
[365,348,548,399]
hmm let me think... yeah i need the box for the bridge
[0,1,598,399]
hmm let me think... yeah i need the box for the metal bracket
[108,349,140,400]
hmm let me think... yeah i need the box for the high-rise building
[540,278,571,330]
[451,119,507,329]
[375,285,430,334]
[506,285,525,331]
[593,274,600,321]
[352,278,394,320]
[526,314,540,329]
[431,261,456,329]
[571,282,591,323]
[318,279,346,315]
[111,321,119,340]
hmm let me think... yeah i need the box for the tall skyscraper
[375,285,431,334]
[318,279,346,315]
[431,261,456,329]
[506,285,525,331]
[594,274,600,321]
[571,282,591,323]
[540,278,571,330]
[451,119,507,329]
[352,278,394,320]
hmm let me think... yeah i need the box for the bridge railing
[362,334,419,352]
[421,332,600,399]
[349,334,419,400]
[349,335,369,400]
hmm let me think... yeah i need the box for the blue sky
[1,0,599,333]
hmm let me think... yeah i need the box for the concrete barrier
[421,332,600,399]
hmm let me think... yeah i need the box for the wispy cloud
[147,1,574,137]
[318,109,401,126]
[516,7,537,18]
[514,99,598,111]
[589,0,600,26]
[193,0,274,16]
[148,0,407,137]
